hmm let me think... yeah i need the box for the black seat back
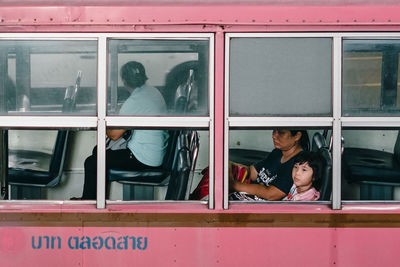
[165,130,199,200]
[393,131,400,163]
[312,132,326,152]
[318,147,332,201]
[161,130,180,171]
[311,132,332,200]
[46,130,69,187]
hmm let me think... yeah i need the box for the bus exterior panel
[0,1,400,266]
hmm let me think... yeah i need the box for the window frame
[0,33,215,209]
[225,32,400,210]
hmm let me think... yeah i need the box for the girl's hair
[120,61,148,89]
[293,151,324,190]
[289,130,310,151]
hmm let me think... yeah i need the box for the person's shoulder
[301,187,320,201]
[269,149,282,158]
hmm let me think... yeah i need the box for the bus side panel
[1,226,397,266]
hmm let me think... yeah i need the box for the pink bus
[1,0,400,266]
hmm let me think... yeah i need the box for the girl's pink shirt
[284,184,320,201]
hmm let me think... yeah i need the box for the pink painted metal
[1,203,400,215]
[0,2,399,32]
[0,225,399,266]
[213,30,225,211]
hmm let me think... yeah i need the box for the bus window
[228,128,332,202]
[107,39,209,116]
[226,35,333,206]
[342,129,400,201]
[103,128,209,201]
[229,37,332,116]
[343,39,400,116]
[0,40,97,115]
[8,129,96,200]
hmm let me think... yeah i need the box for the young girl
[284,151,323,201]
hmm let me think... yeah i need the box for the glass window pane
[105,128,208,201]
[6,129,96,200]
[342,128,400,201]
[343,39,400,116]
[107,39,209,116]
[228,128,332,202]
[0,40,97,115]
[229,38,332,116]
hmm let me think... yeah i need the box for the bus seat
[311,132,332,200]
[166,130,199,200]
[318,147,333,201]
[164,60,198,112]
[8,95,73,199]
[342,131,400,200]
[311,132,326,152]
[8,73,81,199]
[108,130,180,200]
[108,130,199,200]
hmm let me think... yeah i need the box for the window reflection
[229,38,332,116]
[107,39,209,116]
[0,40,97,115]
[343,40,400,116]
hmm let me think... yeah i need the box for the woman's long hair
[290,130,310,151]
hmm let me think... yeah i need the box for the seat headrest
[312,132,327,152]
